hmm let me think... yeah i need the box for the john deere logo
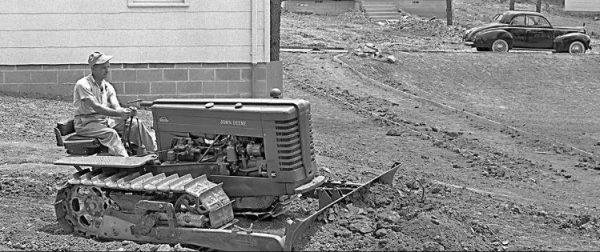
[159,116,169,123]
[220,120,247,126]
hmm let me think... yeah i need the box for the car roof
[497,11,546,23]
[502,10,544,17]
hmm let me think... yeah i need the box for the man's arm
[106,84,137,117]
[107,86,122,110]
[81,98,131,118]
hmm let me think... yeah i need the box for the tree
[536,0,542,12]
[509,0,515,10]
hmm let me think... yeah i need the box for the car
[463,11,592,53]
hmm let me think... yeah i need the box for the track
[54,169,235,246]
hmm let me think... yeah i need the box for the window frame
[127,0,189,8]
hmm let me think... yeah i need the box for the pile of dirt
[297,182,495,251]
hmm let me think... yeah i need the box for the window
[526,15,551,27]
[128,0,189,7]
[510,16,525,26]
[493,14,504,23]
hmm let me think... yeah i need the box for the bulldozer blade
[282,162,400,251]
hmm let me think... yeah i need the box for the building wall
[284,0,357,15]
[0,0,282,100]
[565,0,600,12]
[0,0,270,64]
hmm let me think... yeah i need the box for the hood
[554,26,586,33]
[463,23,509,40]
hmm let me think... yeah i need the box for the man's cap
[88,51,113,66]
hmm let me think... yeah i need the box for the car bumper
[464,41,474,47]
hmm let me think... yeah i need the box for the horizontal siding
[565,0,600,11]
[3,47,256,64]
[0,12,264,30]
[0,0,270,64]
[0,0,266,14]
[0,30,263,48]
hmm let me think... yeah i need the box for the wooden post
[536,0,542,12]
[509,0,515,10]
[446,0,452,26]
[270,0,281,61]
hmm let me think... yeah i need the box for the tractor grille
[275,117,314,171]
[308,113,316,164]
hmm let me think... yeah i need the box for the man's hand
[128,106,138,117]
[117,107,136,119]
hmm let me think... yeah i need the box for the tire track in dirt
[333,52,600,161]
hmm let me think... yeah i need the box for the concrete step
[363,6,397,12]
[362,1,397,5]
[368,11,400,15]
[362,4,396,8]
[367,13,401,19]
[362,2,396,6]
[361,0,402,20]
[362,0,398,2]
[368,14,401,19]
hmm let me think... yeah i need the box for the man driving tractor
[72,51,156,156]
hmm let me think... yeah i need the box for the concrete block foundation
[0,61,283,103]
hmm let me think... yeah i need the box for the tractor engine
[166,135,267,177]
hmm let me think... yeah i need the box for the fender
[553,33,592,52]
[473,30,514,49]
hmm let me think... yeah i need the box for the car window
[526,15,551,27]
[493,14,503,23]
[510,15,525,26]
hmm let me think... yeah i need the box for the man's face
[91,62,110,80]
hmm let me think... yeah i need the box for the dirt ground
[2,0,600,251]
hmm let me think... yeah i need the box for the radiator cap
[270,88,282,98]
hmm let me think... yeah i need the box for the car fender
[473,30,514,49]
[553,33,591,52]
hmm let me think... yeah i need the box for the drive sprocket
[54,184,113,238]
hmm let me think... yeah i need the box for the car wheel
[491,39,509,52]
[568,41,585,54]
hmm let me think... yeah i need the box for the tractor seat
[54,119,103,155]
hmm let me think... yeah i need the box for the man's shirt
[73,75,117,117]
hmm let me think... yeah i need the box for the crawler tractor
[53,95,398,251]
